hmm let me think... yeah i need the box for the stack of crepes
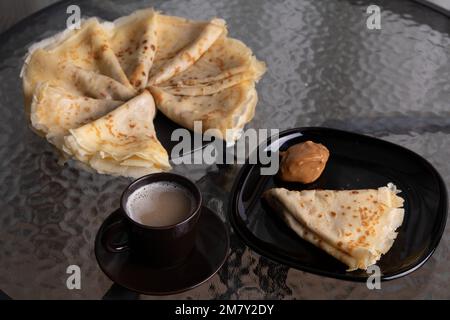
[21,9,266,178]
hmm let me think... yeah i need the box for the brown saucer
[95,206,229,295]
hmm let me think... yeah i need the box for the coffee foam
[125,181,195,227]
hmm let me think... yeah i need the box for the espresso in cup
[103,173,202,268]
[125,181,196,227]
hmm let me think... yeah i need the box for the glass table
[0,0,449,299]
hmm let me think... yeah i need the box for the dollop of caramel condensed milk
[278,141,330,183]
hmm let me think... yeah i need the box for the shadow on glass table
[413,0,450,17]
[0,285,137,300]
[102,284,139,300]
[0,289,12,300]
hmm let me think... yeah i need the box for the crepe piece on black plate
[263,184,405,270]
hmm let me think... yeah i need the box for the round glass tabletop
[0,0,449,299]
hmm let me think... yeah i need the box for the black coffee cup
[102,173,202,268]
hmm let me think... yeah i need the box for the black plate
[229,127,448,281]
[95,206,229,295]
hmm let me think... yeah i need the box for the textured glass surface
[0,0,449,299]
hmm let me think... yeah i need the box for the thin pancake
[161,37,253,85]
[150,81,258,142]
[159,56,266,96]
[263,184,405,270]
[148,16,226,85]
[62,90,171,178]
[30,83,122,148]
[109,9,158,90]
[22,19,136,111]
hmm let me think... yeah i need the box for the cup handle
[102,218,130,253]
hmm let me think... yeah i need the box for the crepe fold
[30,83,123,149]
[22,8,266,177]
[148,15,227,86]
[62,91,171,178]
[150,81,258,141]
[108,9,158,90]
[21,18,137,112]
[158,37,266,96]
[263,184,405,270]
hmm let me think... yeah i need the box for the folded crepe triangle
[263,184,405,270]
[150,80,258,142]
[63,90,171,178]
[31,82,123,149]
[158,36,266,96]
[22,18,137,111]
[148,15,226,85]
[108,9,158,90]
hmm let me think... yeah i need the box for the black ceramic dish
[229,127,448,282]
[95,206,229,295]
